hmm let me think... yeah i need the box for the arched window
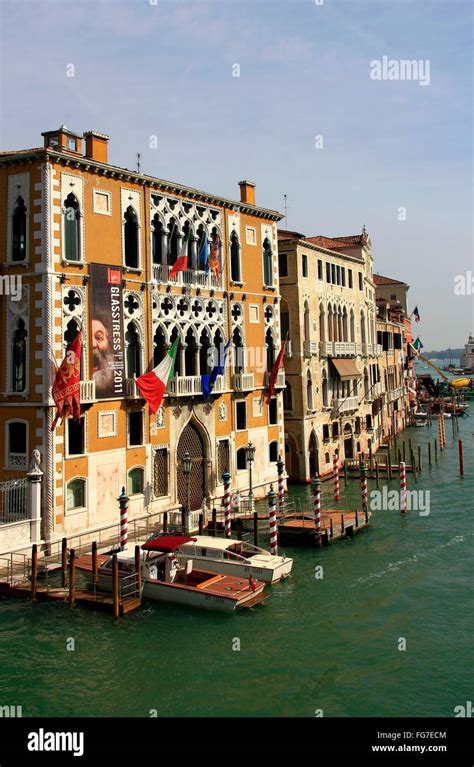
[283,380,293,411]
[125,322,141,378]
[350,310,355,343]
[304,301,310,343]
[166,218,178,267]
[152,215,164,265]
[200,329,211,375]
[64,319,83,377]
[269,441,279,462]
[307,372,314,410]
[128,467,144,495]
[364,367,369,399]
[322,370,329,407]
[319,304,325,343]
[67,478,86,511]
[342,307,348,342]
[265,329,275,373]
[236,447,247,470]
[230,230,241,282]
[12,318,27,392]
[327,304,333,342]
[361,310,367,345]
[63,193,81,262]
[280,300,290,340]
[169,327,181,376]
[182,220,193,271]
[124,206,139,268]
[185,328,197,376]
[262,237,273,286]
[232,327,244,374]
[153,326,166,367]
[12,196,27,262]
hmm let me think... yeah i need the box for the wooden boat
[169,534,293,584]
[76,536,267,612]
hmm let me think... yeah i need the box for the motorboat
[167,534,293,584]
[76,536,267,612]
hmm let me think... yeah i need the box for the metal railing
[232,372,254,391]
[152,264,222,290]
[0,478,29,525]
[80,380,96,402]
[119,571,142,600]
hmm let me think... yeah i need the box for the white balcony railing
[319,341,359,357]
[125,378,141,399]
[375,344,383,356]
[332,396,359,413]
[168,376,202,396]
[319,341,333,356]
[264,369,286,389]
[152,264,222,290]
[303,340,318,357]
[386,386,406,403]
[232,372,254,391]
[80,380,96,403]
[372,381,384,398]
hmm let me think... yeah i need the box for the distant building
[0,125,284,549]
[373,274,408,315]
[278,227,382,480]
[460,335,474,371]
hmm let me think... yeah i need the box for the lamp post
[182,450,192,534]
[246,440,255,512]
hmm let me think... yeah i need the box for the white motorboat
[168,534,293,584]
[76,536,267,612]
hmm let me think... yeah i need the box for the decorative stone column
[27,450,43,543]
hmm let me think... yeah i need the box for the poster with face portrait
[89,263,125,398]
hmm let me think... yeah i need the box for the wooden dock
[0,581,141,615]
[278,509,370,547]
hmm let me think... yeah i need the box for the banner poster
[89,263,125,398]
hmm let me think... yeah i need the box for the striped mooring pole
[312,472,321,538]
[360,461,368,514]
[399,462,407,514]
[222,468,232,538]
[119,487,129,550]
[441,413,447,449]
[276,454,285,515]
[268,484,278,556]
[333,453,340,503]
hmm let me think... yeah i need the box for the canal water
[0,416,472,717]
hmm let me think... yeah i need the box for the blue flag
[199,235,209,271]
[201,340,230,399]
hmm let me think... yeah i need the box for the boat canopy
[142,535,197,552]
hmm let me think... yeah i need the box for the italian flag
[135,339,178,413]
[169,229,191,279]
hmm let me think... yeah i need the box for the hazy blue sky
[1,0,472,348]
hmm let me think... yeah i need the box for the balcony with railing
[125,378,142,399]
[80,380,96,403]
[232,372,254,391]
[386,386,406,403]
[319,341,360,357]
[264,369,286,389]
[303,340,318,357]
[332,396,359,413]
[168,374,226,397]
[152,264,222,290]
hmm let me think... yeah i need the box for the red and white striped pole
[360,462,368,514]
[312,472,321,538]
[268,484,278,555]
[119,487,129,550]
[441,412,446,449]
[276,455,285,515]
[333,453,340,503]
[399,462,407,514]
[222,469,232,538]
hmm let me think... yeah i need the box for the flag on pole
[201,339,230,399]
[169,229,191,279]
[207,234,221,279]
[412,306,421,323]
[135,339,178,413]
[199,234,209,270]
[51,330,82,431]
[265,336,288,404]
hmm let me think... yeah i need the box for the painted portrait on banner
[89,264,125,398]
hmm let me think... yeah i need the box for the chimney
[239,180,256,206]
[83,130,109,164]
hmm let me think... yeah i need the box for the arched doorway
[308,431,319,477]
[177,422,205,511]
[284,434,299,482]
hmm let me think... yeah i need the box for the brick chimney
[239,180,256,206]
[83,130,109,164]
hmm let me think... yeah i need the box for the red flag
[51,331,82,431]
[265,336,288,405]
[207,234,221,280]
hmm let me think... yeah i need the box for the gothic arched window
[63,193,81,262]
[262,237,273,287]
[12,318,27,392]
[124,206,139,268]
[12,196,27,262]
[125,322,141,378]
[230,230,241,282]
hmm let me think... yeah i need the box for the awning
[330,358,362,381]
[142,535,197,552]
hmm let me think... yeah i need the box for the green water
[0,418,472,717]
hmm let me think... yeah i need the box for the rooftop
[374,274,408,287]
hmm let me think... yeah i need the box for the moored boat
[168,534,293,584]
[76,536,268,612]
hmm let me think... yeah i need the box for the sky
[0,0,472,349]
